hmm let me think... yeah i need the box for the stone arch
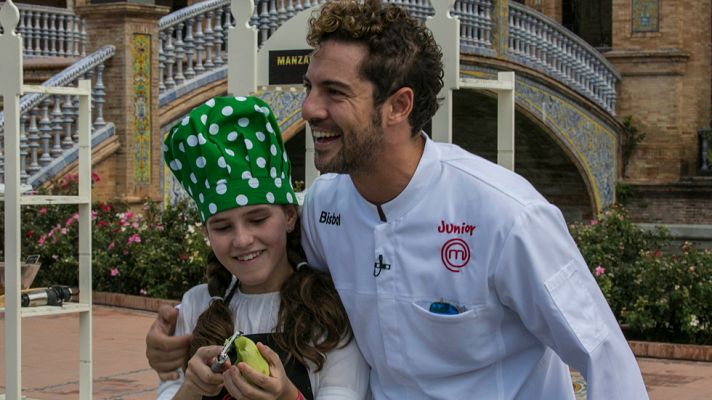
[453,89,594,221]
[460,64,620,214]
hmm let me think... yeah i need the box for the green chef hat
[163,96,297,222]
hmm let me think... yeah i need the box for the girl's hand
[180,345,230,398]
[222,342,299,400]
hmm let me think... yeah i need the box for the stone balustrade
[0,45,115,186]
[508,3,618,114]
[0,1,85,58]
[158,0,232,92]
[157,0,618,116]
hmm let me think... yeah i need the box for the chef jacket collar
[352,132,441,223]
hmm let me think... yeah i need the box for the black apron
[203,332,314,400]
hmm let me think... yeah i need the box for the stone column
[75,2,169,204]
[492,0,510,59]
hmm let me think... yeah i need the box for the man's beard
[315,112,384,175]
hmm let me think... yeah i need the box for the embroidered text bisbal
[319,211,341,226]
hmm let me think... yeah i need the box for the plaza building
[4,0,711,230]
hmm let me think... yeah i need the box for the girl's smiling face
[205,204,297,294]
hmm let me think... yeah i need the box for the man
[148,1,649,398]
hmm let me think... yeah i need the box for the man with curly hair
[299,1,648,399]
[147,1,648,399]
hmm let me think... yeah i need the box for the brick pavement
[1,305,711,399]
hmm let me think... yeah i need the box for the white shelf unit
[1,1,93,399]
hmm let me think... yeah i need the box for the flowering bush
[3,175,710,344]
[569,206,712,345]
[0,173,209,300]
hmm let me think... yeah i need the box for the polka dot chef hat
[164,96,297,221]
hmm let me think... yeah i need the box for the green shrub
[0,173,209,300]
[4,175,711,344]
[569,206,712,345]
[622,245,712,345]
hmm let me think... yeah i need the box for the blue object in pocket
[429,301,460,315]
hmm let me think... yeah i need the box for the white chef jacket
[156,284,371,400]
[301,135,648,400]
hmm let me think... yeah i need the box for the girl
[158,96,370,400]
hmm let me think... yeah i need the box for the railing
[508,3,619,114]
[158,0,232,93]
[0,45,115,186]
[453,0,494,55]
[156,0,618,115]
[0,1,86,58]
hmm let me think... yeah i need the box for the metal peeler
[211,330,243,373]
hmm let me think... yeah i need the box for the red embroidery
[441,238,471,272]
[437,220,476,236]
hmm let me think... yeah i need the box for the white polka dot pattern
[164,96,297,221]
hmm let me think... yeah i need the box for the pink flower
[39,207,48,215]
[107,241,115,251]
[66,213,79,227]
[127,233,142,245]
[91,171,101,183]
[590,219,599,225]
[654,249,663,257]
[594,266,605,277]
[132,222,140,229]
[139,288,148,296]
[38,234,47,246]
[60,228,68,235]
[110,267,120,277]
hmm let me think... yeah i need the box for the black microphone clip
[373,254,391,277]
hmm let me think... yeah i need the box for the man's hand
[179,345,227,398]
[145,304,192,380]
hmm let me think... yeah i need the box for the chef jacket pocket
[545,260,609,353]
[411,300,477,321]
[396,300,497,378]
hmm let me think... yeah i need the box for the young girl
[157,96,370,400]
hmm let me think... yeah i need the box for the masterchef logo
[441,238,471,272]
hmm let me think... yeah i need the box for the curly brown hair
[307,0,444,136]
[185,212,352,372]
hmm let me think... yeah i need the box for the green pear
[234,336,270,377]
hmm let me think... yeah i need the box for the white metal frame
[1,1,93,399]
[457,72,516,171]
[427,1,516,171]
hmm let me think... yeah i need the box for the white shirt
[156,284,370,400]
[301,135,648,400]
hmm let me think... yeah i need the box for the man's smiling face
[302,40,385,175]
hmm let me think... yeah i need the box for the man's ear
[384,87,414,126]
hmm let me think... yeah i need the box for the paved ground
[0,305,711,399]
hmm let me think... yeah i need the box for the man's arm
[494,203,648,399]
[146,304,193,380]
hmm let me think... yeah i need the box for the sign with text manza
[269,50,312,85]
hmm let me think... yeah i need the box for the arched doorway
[453,90,593,222]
